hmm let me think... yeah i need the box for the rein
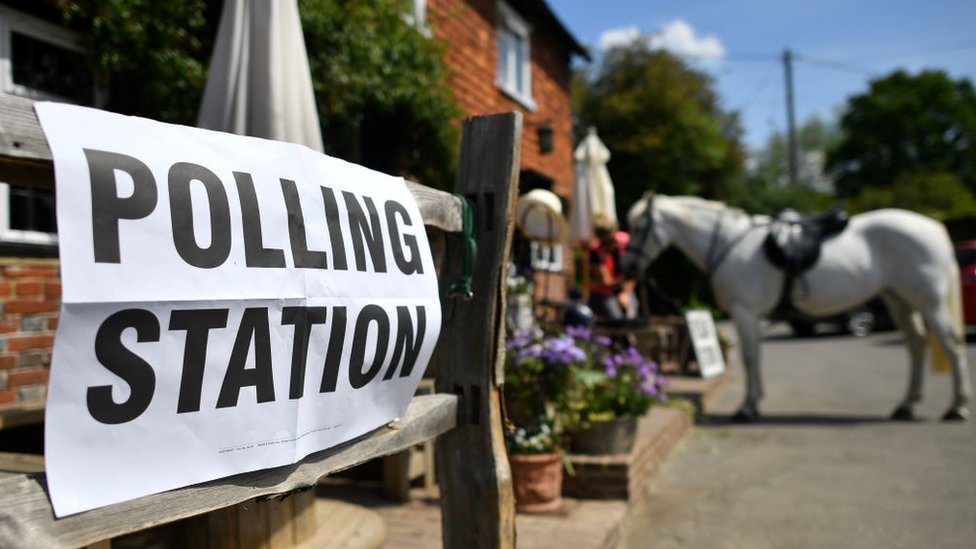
[704,214,765,279]
[624,196,662,264]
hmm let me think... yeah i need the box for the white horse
[619,194,972,421]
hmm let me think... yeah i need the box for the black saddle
[763,204,849,319]
[763,204,849,274]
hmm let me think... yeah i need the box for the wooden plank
[237,499,270,549]
[0,452,45,474]
[0,400,46,430]
[0,99,463,232]
[406,180,463,232]
[206,505,240,549]
[435,112,521,548]
[382,450,411,501]
[266,495,295,549]
[0,393,456,549]
[290,490,317,544]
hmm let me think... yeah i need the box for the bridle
[624,194,664,266]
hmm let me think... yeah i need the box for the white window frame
[0,6,88,246]
[403,0,431,37]
[0,5,87,103]
[496,1,536,111]
[529,241,564,273]
[0,182,57,245]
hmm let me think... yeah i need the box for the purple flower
[565,325,593,341]
[640,381,658,396]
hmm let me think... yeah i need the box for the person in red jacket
[588,218,638,322]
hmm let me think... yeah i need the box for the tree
[59,0,215,124]
[726,115,838,216]
[300,0,460,189]
[573,41,745,220]
[752,115,838,191]
[848,172,976,220]
[61,0,461,189]
[827,69,976,198]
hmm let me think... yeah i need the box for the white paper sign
[684,310,726,379]
[37,103,442,516]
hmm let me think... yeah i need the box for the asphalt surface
[622,324,976,549]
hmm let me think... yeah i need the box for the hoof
[942,407,970,422]
[731,408,759,423]
[890,405,916,421]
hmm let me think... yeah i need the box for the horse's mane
[628,194,750,226]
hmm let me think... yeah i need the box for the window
[0,6,91,248]
[403,0,430,37]
[0,6,92,103]
[0,183,56,245]
[529,242,563,273]
[496,2,535,110]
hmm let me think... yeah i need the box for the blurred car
[787,297,893,337]
[954,241,976,325]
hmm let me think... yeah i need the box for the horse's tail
[929,248,965,373]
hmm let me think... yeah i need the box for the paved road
[622,324,976,549]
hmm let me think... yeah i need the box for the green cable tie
[448,195,477,300]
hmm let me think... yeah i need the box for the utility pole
[782,48,799,186]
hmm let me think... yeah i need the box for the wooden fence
[0,98,520,549]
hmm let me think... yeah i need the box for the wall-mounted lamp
[537,122,554,154]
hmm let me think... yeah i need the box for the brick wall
[0,258,59,407]
[429,0,578,302]
[428,0,576,199]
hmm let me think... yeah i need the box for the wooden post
[435,112,522,548]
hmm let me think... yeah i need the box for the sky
[547,0,976,153]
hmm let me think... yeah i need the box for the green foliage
[59,0,214,124]
[573,41,745,220]
[505,419,557,455]
[750,115,839,189]
[61,0,460,189]
[722,115,838,216]
[504,327,667,452]
[848,172,976,220]
[721,173,834,217]
[561,346,663,430]
[300,0,461,189]
[828,69,976,198]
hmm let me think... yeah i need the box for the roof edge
[515,0,591,61]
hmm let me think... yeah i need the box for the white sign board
[37,103,442,516]
[684,310,725,379]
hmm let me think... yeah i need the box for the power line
[838,38,976,63]
[794,55,876,76]
[661,38,976,69]
[735,62,778,112]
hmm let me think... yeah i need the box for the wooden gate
[0,100,521,549]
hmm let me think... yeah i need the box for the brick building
[0,1,589,417]
[426,0,589,300]
[427,0,588,198]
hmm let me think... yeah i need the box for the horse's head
[620,192,670,278]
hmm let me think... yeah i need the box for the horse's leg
[882,292,927,420]
[730,308,763,422]
[918,303,972,421]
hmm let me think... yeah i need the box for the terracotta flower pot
[508,452,563,513]
[570,415,638,455]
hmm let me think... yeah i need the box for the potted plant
[505,418,563,513]
[503,329,584,513]
[561,327,668,455]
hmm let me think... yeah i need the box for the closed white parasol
[197,0,324,152]
[570,127,617,244]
